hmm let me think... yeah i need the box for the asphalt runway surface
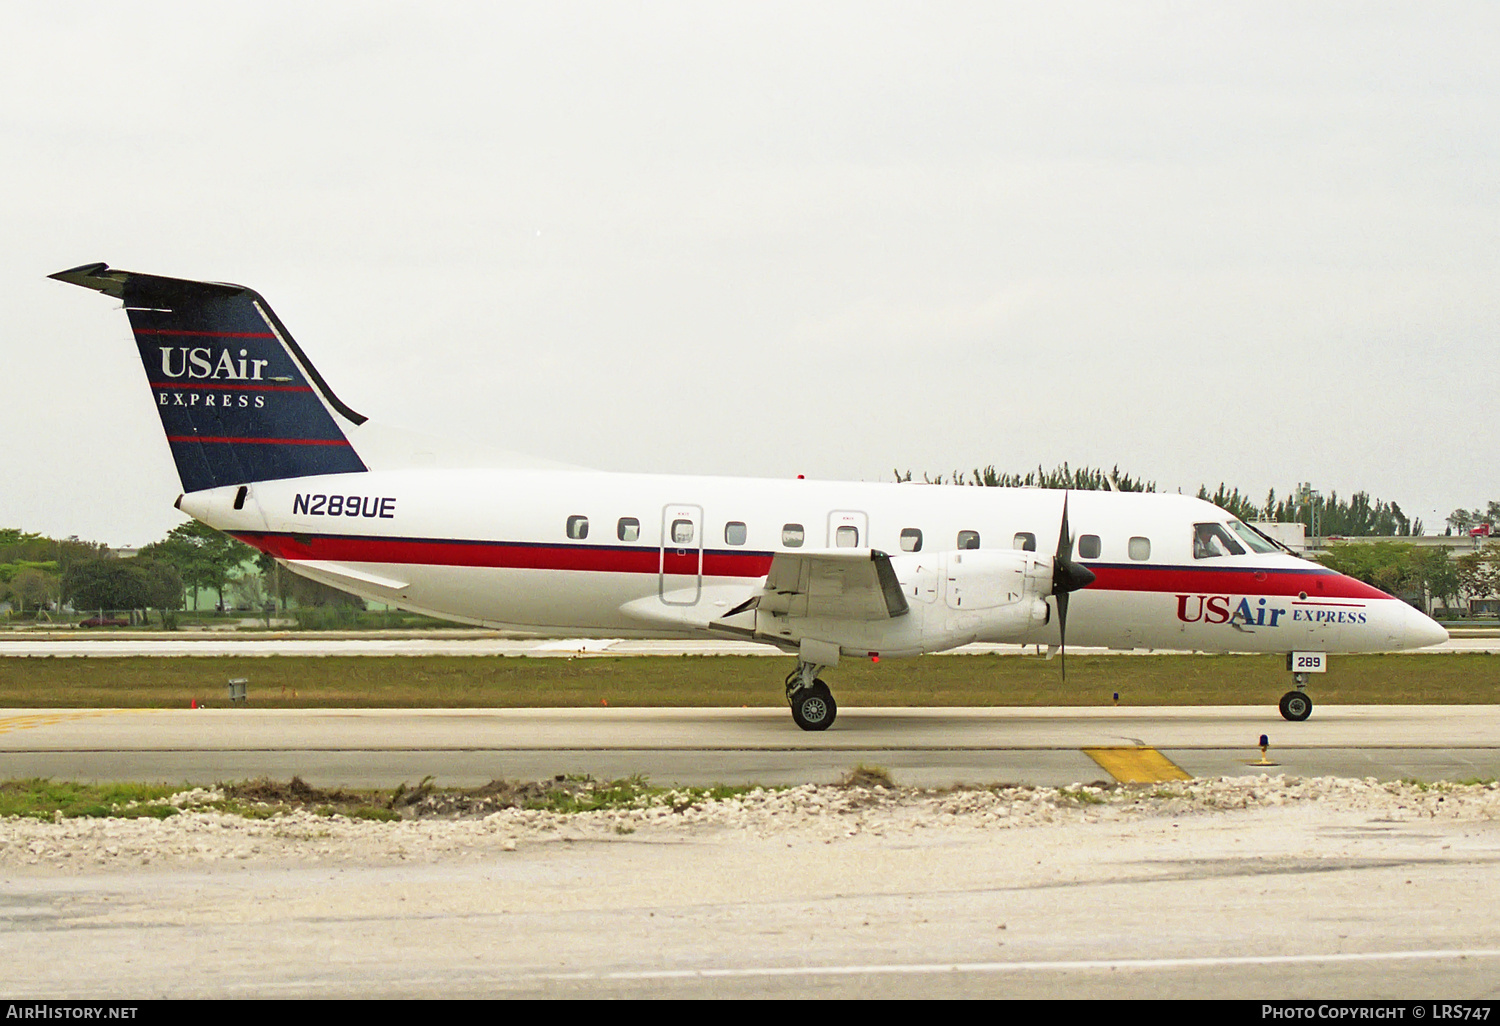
[3,705,1499,787]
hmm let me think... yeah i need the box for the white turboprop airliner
[51,263,1448,730]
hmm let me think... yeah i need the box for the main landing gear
[786,663,837,731]
[1279,673,1314,722]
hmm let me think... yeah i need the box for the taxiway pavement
[2,705,1497,787]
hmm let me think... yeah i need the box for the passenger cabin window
[1128,536,1151,561]
[1193,522,1245,559]
[1013,532,1035,552]
[1078,534,1101,559]
[566,515,589,540]
[835,525,859,547]
[957,530,981,550]
[724,521,747,546]
[900,528,923,552]
[782,524,805,547]
[617,517,640,542]
[671,519,695,545]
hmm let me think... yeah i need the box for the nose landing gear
[1279,672,1314,722]
[786,663,837,731]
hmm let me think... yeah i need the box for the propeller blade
[1057,589,1069,681]
[1049,491,1097,682]
[1057,491,1072,565]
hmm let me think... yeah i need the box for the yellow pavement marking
[1083,746,1192,783]
[0,711,128,735]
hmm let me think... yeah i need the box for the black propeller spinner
[1051,492,1097,679]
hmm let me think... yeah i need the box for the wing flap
[746,549,908,622]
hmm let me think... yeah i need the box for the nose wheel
[1278,690,1313,721]
[786,664,837,731]
[1278,671,1313,722]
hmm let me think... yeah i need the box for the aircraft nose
[1399,604,1449,649]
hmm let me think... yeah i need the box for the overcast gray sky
[4,1,1496,546]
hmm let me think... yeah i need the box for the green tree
[10,567,60,615]
[1196,484,1261,523]
[1,532,108,582]
[1448,509,1480,534]
[894,469,1421,534]
[1317,543,1414,592]
[139,520,256,611]
[1444,501,1500,537]
[255,551,294,615]
[134,558,185,628]
[1455,552,1500,614]
[62,557,146,614]
[228,569,271,625]
[1417,547,1461,614]
[897,463,1156,490]
[61,556,186,625]
[1317,542,1457,613]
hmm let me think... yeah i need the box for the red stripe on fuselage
[233,532,778,577]
[1087,563,1389,601]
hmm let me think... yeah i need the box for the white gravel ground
[7,776,1500,997]
[5,776,1499,872]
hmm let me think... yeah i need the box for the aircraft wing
[727,549,910,622]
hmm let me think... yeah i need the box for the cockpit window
[1193,522,1245,559]
[1227,520,1279,554]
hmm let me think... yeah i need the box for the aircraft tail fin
[50,263,368,493]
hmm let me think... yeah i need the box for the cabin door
[659,504,704,605]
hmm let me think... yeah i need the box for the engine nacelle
[903,548,1051,648]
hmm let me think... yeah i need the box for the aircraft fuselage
[181,469,1445,657]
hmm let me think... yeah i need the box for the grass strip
[0,652,1495,709]
[0,779,184,820]
[0,774,769,821]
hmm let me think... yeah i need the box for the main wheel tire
[1279,690,1313,722]
[791,681,837,731]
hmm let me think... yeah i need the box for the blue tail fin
[51,263,368,493]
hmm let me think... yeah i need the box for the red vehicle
[78,616,130,628]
